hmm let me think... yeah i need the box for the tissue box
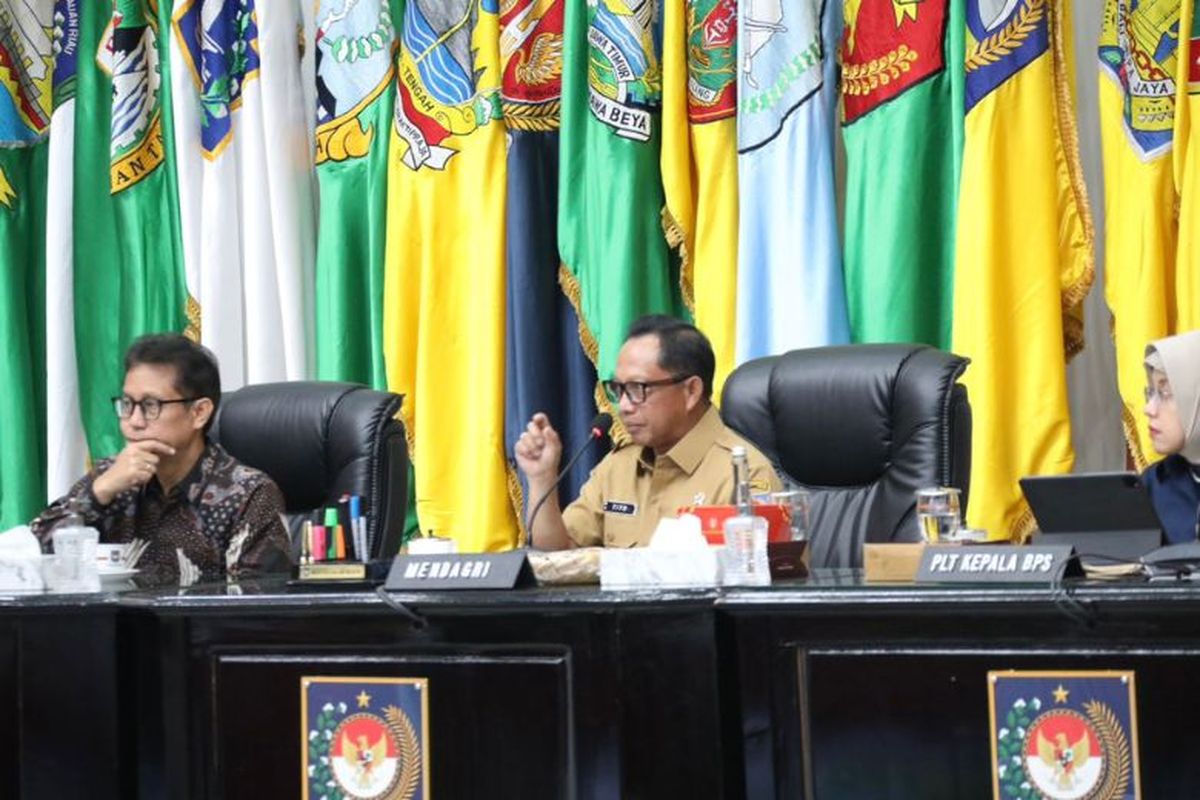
[0,527,47,592]
[600,548,721,589]
[0,557,45,592]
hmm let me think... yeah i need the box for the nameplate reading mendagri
[916,545,1081,584]
[384,552,536,590]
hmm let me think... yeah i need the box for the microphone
[525,413,613,549]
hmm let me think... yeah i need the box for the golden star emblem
[356,690,371,708]
[893,0,920,25]
[1052,684,1069,704]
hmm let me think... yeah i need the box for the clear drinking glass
[771,490,810,542]
[49,526,100,591]
[915,487,961,543]
[723,514,770,586]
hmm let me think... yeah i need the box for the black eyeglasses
[112,396,199,421]
[602,376,690,405]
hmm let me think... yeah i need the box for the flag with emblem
[501,0,605,529]
[735,0,849,362]
[302,676,429,800]
[952,0,1095,539]
[1098,0,1182,469]
[1174,1,1200,340]
[841,0,963,348]
[989,670,1141,799]
[557,0,682,412]
[71,0,189,459]
[661,0,738,393]
[313,0,399,388]
[44,0,89,502]
[0,1,51,526]
[382,0,519,551]
[169,0,316,390]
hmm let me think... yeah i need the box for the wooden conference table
[7,570,1200,798]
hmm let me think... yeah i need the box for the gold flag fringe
[1049,0,1096,363]
[557,262,629,448]
[506,460,528,546]
[988,0,1098,542]
[184,294,202,342]
[1121,403,1150,472]
[660,205,695,315]
[503,263,636,543]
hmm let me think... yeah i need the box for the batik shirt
[31,442,291,582]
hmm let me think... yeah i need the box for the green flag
[557,0,681,414]
[312,0,400,389]
[0,145,48,528]
[312,0,417,545]
[841,0,965,348]
[72,0,188,458]
[0,145,47,528]
[0,6,52,527]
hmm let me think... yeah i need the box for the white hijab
[1146,330,1200,463]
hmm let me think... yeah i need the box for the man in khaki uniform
[515,316,781,549]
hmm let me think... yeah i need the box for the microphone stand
[525,424,609,549]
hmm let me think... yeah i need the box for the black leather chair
[210,382,408,560]
[721,345,971,568]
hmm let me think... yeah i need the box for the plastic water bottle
[723,447,770,586]
[48,510,100,592]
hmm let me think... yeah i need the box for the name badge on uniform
[603,500,638,516]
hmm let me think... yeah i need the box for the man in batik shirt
[32,335,290,582]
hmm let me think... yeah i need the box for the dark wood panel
[617,610,725,800]
[18,612,120,799]
[35,573,1200,800]
[124,601,725,799]
[804,651,1200,800]
[212,650,572,799]
[0,624,15,799]
[722,582,1200,800]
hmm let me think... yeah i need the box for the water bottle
[47,504,100,592]
[723,446,770,586]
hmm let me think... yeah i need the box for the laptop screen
[1019,472,1163,534]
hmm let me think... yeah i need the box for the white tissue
[648,514,707,551]
[601,514,720,589]
[0,526,42,558]
[0,526,45,591]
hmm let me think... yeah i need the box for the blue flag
[501,1,606,531]
[503,129,606,528]
[735,0,850,360]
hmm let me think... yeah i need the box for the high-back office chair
[210,382,408,560]
[721,345,971,568]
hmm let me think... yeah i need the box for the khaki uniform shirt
[563,406,782,547]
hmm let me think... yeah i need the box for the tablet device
[1019,472,1163,562]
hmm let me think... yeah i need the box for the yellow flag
[1099,0,1181,469]
[1176,1,1200,334]
[953,0,1095,539]
[660,0,739,395]
[383,1,518,551]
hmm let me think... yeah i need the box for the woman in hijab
[1142,330,1200,543]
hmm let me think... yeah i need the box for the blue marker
[349,495,366,561]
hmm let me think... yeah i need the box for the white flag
[46,0,89,498]
[169,0,316,390]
